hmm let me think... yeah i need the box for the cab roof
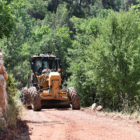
[31,53,56,58]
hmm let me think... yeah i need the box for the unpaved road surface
[18,108,140,140]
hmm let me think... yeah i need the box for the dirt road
[17,107,140,140]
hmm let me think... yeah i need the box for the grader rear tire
[67,87,80,110]
[28,87,41,111]
[21,87,31,108]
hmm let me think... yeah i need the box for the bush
[6,72,23,127]
[67,10,140,111]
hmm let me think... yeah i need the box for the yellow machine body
[36,72,70,102]
[27,53,80,110]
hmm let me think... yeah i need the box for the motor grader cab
[22,53,80,111]
[30,53,62,87]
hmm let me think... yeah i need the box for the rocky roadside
[81,103,140,125]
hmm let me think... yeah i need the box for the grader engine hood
[49,72,61,98]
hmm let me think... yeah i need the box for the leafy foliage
[25,0,49,20]
[1,0,140,112]
[67,10,140,110]
[0,0,16,38]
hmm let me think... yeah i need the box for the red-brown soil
[1,107,140,140]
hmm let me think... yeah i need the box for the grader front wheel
[67,87,80,110]
[28,87,41,111]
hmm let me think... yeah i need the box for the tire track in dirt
[19,108,140,140]
[42,109,77,140]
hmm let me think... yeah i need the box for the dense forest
[1,0,140,112]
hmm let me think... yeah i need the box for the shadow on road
[16,119,31,140]
[41,100,71,111]
[25,120,64,125]
[41,105,71,111]
[0,119,31,140]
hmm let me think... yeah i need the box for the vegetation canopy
[0,0,140,112]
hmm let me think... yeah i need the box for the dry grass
[7,102,20,127]
[7,95,24,126]
[0,118,6,131]
[0,96,24,138]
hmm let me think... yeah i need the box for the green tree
[0,0,34,88]
[67,17,99,106]
[0,0,16,38]
[25,0,49,19]
[85,10,140,110]
[67,10,140,110]
[39,26,72,74]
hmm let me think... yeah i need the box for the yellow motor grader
[22,53,80,111]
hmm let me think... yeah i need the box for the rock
[0,107,3,118]
[0,112,3,118]
[0,51,8,120]
[0,75,4,86]
[0,111,3,118]
[0,118,7,130]
[91,103,98,111]
[96,105,103,111]
[81,108,84,111]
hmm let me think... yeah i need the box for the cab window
[43,61,49,69]
[35,60,42,71]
